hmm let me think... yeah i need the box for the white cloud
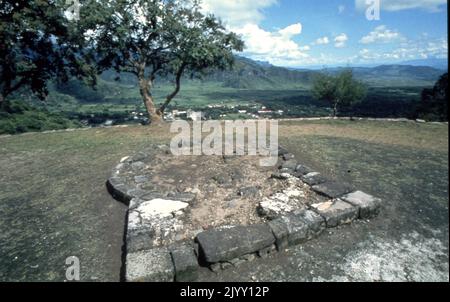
[355,0,447,12]
[355,37,448,63]
[334,33,348,48]
[201,0,314,67]
[360,25,404,44]
[234,23,310,64]
[201,0,277,27]
[338,5,346,14]
[279,23,302,37]
[314,36,330,45]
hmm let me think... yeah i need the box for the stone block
[341,191,381,219]
[312,182,353,199]
[294,165,314,176]
[311,199,358,228]
[267,218,289,251]
[126,248,174,282]
[170,246,199,282]
[196,224,275,263]
[302,172,328,186]
[281,214,309,246]
[294,209,325,238]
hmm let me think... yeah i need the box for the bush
[0,100,81,135]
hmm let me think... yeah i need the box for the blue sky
[201,0,448,67]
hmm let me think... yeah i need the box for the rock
[241,254,256,262]
[210,263,221,273]
[302,172,328,186]
[294,209,325,238]
[213,174,232,185]
[107,180,133,203]
[238,186,260,198]
[279,168,294,175]
[280,159,298,170]
[283,153,295,160]
[281,214,309,246]
[131,161,146,171]
[312,182,353,199]
[170,246,199,282]
[221,262,233,270]
[231,170,245,182]
[258,198,294,219]
[271,172,290,180]
[341,191,381,219]
[134,175,149,184]
[278,146,289,156]
[127,188,150,199]
[267,218,289,251]
[126,248,174,282]
[295,165,314,176]
[311,199,358,228]
[126,226,155,253]
[120,156,130,163]
[140,191,166,201]
[167,192,197,205]
[257,244,276,258]
[196,224,276,263]
[135,199,189,219]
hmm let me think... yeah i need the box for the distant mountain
[97,56,444,90]
[399,58,448,70]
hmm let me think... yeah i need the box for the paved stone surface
[312,182,353,199]
[341,191,381,219]
[170,246,199,282]
[196,225,276,263]
[126,248,174,282]
[311,200,358,228]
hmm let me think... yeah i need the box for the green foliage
[0,100,81,135]
[415,73,448,121]
[312,70,367,116]
[0,0,96,101]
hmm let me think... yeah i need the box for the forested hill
[99,56,446,90]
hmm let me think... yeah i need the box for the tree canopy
[78,0,244,122]
[0,0,95,103]
[416,73,448,121]
[312,70,367,117]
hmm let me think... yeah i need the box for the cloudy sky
[201,0,448,68]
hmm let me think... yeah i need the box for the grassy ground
[0,120,448,281]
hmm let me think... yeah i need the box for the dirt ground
[0,120,448,281]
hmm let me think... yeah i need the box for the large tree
[416,73,448,121]
[0,0,95,104]
[79,0,243,123]
[312,70,366,117]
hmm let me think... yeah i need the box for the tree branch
[158,63,187,115]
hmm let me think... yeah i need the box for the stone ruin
[107,144,382,282]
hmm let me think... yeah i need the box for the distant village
[156,104,284,122]
[88,103,288,127]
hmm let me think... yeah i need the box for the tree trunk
[333,99,339,117]
[138,76,162,124]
